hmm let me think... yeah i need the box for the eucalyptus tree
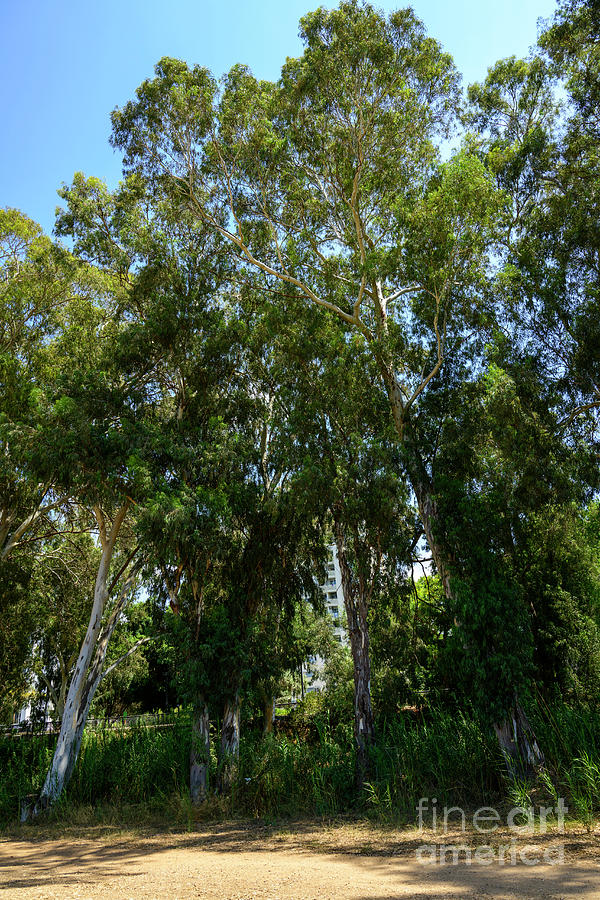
[136,346,327,798]
[54,172,223,802]
[468,3,600,450]
[0,208,138,747]
[219,387,327,776]
[429,349,600,709]
[107,6,502,596]
[29,531,102,721]
[463,26,600,741]
[538,0,600,439]
[110,4,504,606]
[131,306,253,802]
[8,184,157,817]
[25,358,142,818]
[111,2,544,762]
[263,298,413,784]
[139,344,327,798]
[55,170,330,800]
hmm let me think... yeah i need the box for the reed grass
[2,703,600,826]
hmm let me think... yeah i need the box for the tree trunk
[494,698,544,778]
[263,696,274,735]
[334,520,375,788]
[24,504,129,820]
[412,474,544,772]
[382,374,455,600]
[25,643,105,820]
[405,461,454,602]
[190,700,211,804]
[218,692,241,793]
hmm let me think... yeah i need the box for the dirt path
[1,821,600,899]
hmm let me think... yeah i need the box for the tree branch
[100,637,151,681]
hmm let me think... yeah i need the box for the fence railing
[1,711,185,737]
[2,701,304,738]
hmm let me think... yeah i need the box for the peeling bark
[218,693,241,793]
[24,503,131,820]
[334,519,375,788]
[494,699,544,778]
[190,700,211,804]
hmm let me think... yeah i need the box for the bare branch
[100,637,151,681]
[558,401,600,430]
[1,498,64,561]
[182,164,375,341]
[385,285,425,304]
[403,289,447,413]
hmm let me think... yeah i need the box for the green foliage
[91,601,152,717]
[4,0,600,822]
[6,701,600,825]
[370,574,449,715]
[0,717,191,821]
[0,555,38,721]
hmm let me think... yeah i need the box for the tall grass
[0,716,192,822]
[528,701,600,830]
[231,711,501,819]
[234,719,355,816]
[3,703,600,825]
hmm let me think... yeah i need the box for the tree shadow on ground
[1,819,599,898]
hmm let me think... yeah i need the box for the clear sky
[1,0,558,235]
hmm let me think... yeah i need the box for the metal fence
[1,701,303,738]
[0,711,180,737]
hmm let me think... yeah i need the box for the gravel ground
[1,820,599,899]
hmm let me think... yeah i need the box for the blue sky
[1,0,558,235]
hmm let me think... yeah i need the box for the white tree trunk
[24,503,129,819]
[1,494,62,561]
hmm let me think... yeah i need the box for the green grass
[2,703,600,826]
[0,717,192,823]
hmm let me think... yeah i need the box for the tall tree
[0,208,80,562]
[110,6,501,595]
[11,187,150,817]
[110,2,540,758]
[265,302,413,784]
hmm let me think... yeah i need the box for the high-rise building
[303,544,348,694]
[319,543,347,645]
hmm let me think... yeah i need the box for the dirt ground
[1,819,600,899]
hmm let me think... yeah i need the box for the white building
[303,544,348,694]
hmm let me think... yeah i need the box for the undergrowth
[2,702,600,827]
